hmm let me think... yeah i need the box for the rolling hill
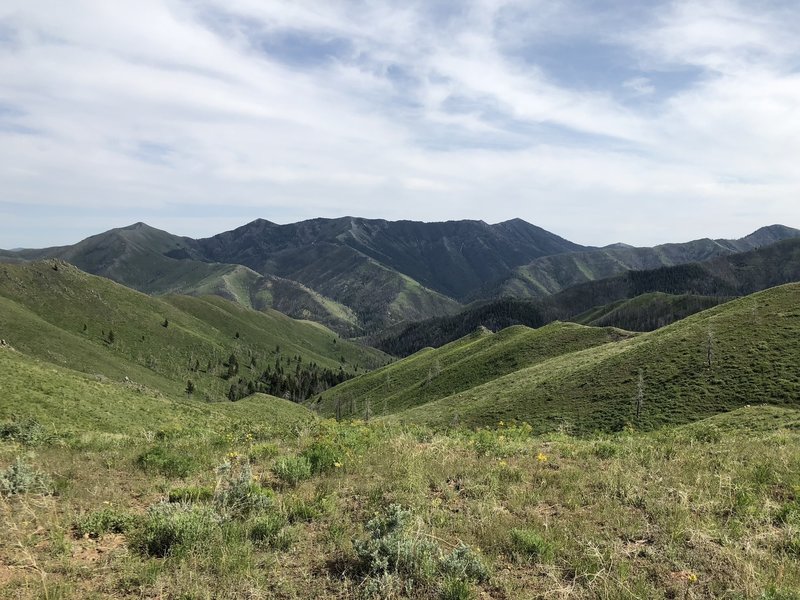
[7,223,361,334]
[378,237,800,356]
[378,283,800,432]
[313,321,635,418]
[0,346,316,435]
[3,219,798,337]
[0,260,387,402]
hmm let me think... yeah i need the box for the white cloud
[0,0,799,248]
[623,77,655,96]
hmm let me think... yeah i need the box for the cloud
[0,0,799,248]
[623,77,655,96]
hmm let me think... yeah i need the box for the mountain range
[2,218,799,338]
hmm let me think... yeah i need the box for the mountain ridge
[2,218,799,338]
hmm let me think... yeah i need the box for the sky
[1,0,800,248]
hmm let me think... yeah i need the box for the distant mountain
[477,224,800,299]
[190,217,582,330]
[3,219,798,337]
[376,237,800,356]
[0,217,584,333]
[8,223,361,334]
[194,217,584,301]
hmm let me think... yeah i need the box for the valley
[2,219,800,599]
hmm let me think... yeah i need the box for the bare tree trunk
[636,371,644,421]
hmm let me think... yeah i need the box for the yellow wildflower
[334,462,342,468]
[687,572,698,584]
[536,452,548,463]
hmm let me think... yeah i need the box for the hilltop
[322,283,800,433]
[314,322,634,418]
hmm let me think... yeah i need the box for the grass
[1,405,799,598]
[2,266,800,597]
[0,261,387,402]
[386,283,800,432]
[0,348,317,437]
[314,321,634,419]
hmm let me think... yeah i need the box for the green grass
[314,321,634,419]
[383,283,800,432]
[2,403,799,598]
[0,261,387,402]
[571,291,725,331]
[0,348,316,437]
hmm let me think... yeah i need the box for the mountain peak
[740,224,800,246]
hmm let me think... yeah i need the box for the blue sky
[1,0,800,248]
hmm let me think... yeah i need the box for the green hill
[8,223,360,334]
[378,237,800,356]
[0,261,387,402]
[313,322,635,418]
[571,292,725,330]
[0,347,315,435]
[390,283,800,432]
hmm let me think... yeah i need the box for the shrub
[302,440,341,474]
[0,457,52,496]
[130,503,219,557]
[354,504,440,584]
[168,486,214,503]
[353,505,489,596]
[273,456,312,486]
[0,418,51,446]
[75,507,137,538]
[136,446,198,478]
[509,528,553,562]
[248,514,288,549]
[214,461,274,518]
[441,544,489,583]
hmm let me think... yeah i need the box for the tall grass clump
[272,455,312,486]
[130,503,220,558]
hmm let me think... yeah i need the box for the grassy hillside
[5,223,360,334]
[392,283,800,432]
[0,261,387,402]
[314,322,635,419]
[0,348,315,436]
[2,381,799,598]
[572,292,726,330]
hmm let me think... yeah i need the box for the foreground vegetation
[2,401,800,599]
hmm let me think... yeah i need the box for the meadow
[2,398,799,599]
